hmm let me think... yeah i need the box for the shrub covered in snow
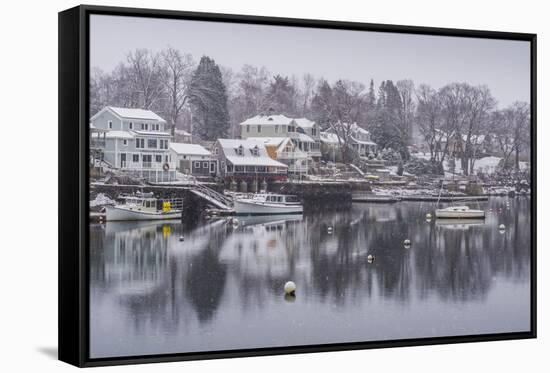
[90,193,116,208]
[404,158,443,175]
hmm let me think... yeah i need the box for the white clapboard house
[90,106,176,182]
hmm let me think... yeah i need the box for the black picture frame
[58,4,537,367]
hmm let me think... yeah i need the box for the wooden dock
[401,195,489,202]
[352,196,401,203]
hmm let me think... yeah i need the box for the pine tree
[188,56,230,141]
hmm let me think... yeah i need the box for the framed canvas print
[58,5,537,367]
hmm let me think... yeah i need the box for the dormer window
[236,145,244,156]
[251,146,259,156]
[129,122,133,130]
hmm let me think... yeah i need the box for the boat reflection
[435,218,486,229]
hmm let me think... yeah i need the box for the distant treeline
[91,47,530,174]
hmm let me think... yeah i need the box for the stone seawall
[270,182,352,211]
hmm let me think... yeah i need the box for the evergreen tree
[188,56,230,141]
[263,75,297,116]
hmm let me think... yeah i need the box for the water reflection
[90,197,531,358]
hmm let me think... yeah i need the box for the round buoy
[367,254,375,263]
[327,226,333,234]
[232,218,239,227]
[284,281,296,295]
[179,236,185,241]
[499,224,505,230]
[426,213,432,219]
[404,239,411,247]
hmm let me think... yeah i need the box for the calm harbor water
[89,197,531,358]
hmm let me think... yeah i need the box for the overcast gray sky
[90,15,530,107]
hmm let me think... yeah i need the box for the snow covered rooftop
[246,137,287,147]
[132,130,171,137]
[320,132,341,144]
[104,131,135,139]
[170,143,211,156]
[296,133,315,143]
[175,128,191,136]
[91,106,166,122]
[240,114,295,126]
[294,118,316,128]
[217,138,287,168]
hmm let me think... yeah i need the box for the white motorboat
[233,193,303,215]
[435,205,485,219]
[105,193,183,221]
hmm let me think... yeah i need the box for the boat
[233,193,303,215]
[105,193,183,221]
[435,205,485,219]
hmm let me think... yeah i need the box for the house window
[214,147,219,155]
[236,145,244,156]
[165,155,169,162]
[221,161,225,171]
[155,155,162,163]
[147,139,157,148]
[202,162,208,168]
[246,125,250,133]
[135,138,145,148]
[129,122,133,130]
[251,146,259,156]
[311,127,316,136]
[275,125,279,133]
[123,139,128,146]
[108,121,113,129]
[132,154,139,163]
[194,161,201,168]
[257,125,261,133]
[144,124,149,130]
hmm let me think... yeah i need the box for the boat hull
[234,200,303,215]
[435,209,485,219]
[105,206,182,221]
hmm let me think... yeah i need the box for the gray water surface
[89,197,531,358]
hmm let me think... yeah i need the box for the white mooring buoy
[499,224,506,230]
[367,254,375,263]
[232,218,240,227]
[404,239,411,247]
[327,226,333,234]
[284,281,296,295]
[179,236,185,242]
[426,213,432,219]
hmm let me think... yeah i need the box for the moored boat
[435,205,485,219]
[105,193,183,221]
[233,193,303,215]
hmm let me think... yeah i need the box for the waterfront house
[90,106,176,182]
[320,123,378,161]
[247,137,309,175]
[348,123,377,157]
[169,142,216,176]
[240,114,322,164]
[212,139,288,182]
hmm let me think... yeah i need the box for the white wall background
[0,0,545,371]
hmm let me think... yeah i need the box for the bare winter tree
[126,49,165,110]
[416,84,443,161]
[311,79,367,163]
[396,80,416,147]
[457,85,496,175]
[160,47,195,136]
[489,101,530,170]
